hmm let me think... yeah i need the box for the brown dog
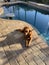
[25,30,32,47]
[18,26,33,47]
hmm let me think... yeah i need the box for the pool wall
[28,1,49,12]
[0,1,49,12]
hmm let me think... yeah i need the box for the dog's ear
[23,27,29,30]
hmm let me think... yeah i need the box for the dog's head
[23,27,29,35]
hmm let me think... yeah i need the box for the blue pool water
[1,4,49,45]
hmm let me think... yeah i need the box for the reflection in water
[2,4,49,45]
[34,10,37,26]
[25,8,27,21]
[47,22,49,34]
[18,6,20,19]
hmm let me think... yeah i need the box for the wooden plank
[44,57,49,65]
[33,56,45,65]
[23,53,37,65]
[3,42,19,65]
[39,52,46,60]
[29,60,37,65]
[25,53,34,62]
[26,48,33,55]
[16,55,28,65]
[0,47,10,65]
[8,43,28,65]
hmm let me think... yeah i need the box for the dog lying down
[18,26,33,47]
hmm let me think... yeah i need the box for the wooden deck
[0,19,49,65]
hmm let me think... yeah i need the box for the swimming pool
[1,4,49,45]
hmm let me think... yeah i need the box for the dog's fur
[18,27,33,47]
[25,29,32,47]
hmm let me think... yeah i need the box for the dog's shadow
[0,29,26,48]
[0,29,29,65]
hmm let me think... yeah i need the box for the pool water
[1,4,49,45]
